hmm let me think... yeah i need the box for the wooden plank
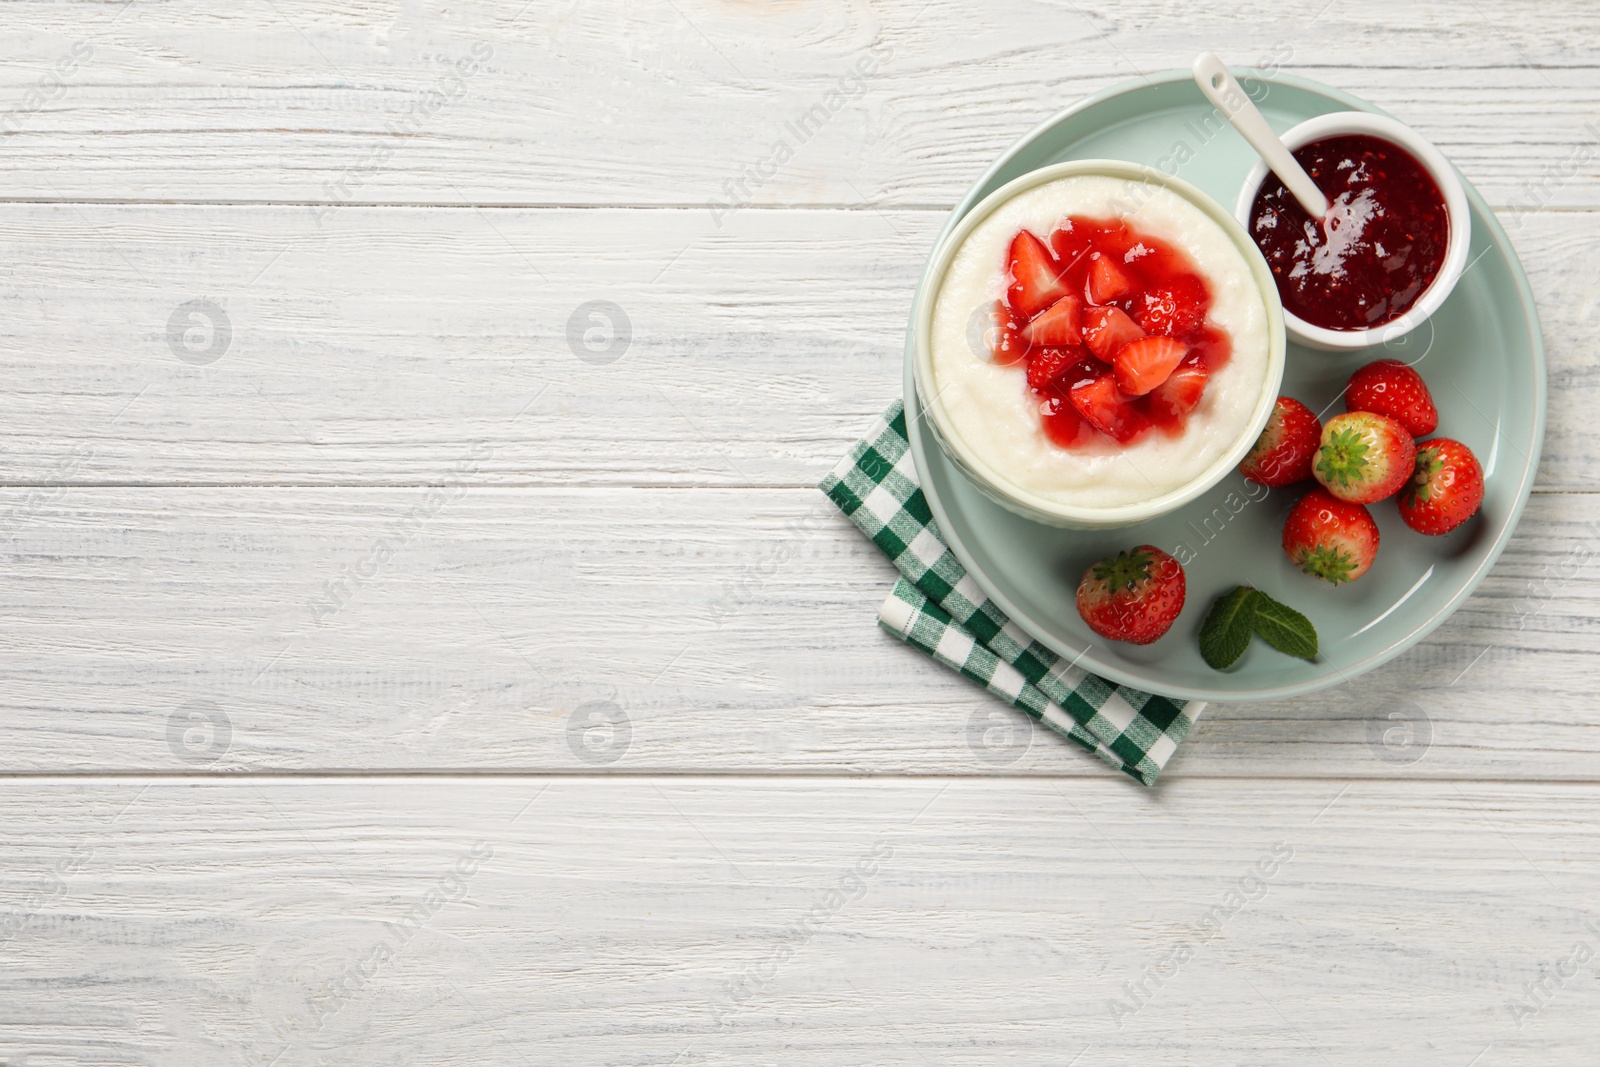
[0,1,1594,208]
[0,206,1589,486]
[0,777,1593,1064]
[0,485,1595,778]
[0,5,1591,1064]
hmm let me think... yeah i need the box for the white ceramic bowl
[1233,111,1471,351]
[912,159,1286,530]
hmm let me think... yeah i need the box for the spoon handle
[1192,52,1330,219]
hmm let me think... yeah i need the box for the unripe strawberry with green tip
[1283,488,1380,585]
[1398,438,1484,535]
[1075,545,1186,645]
[1313,411,1416,504]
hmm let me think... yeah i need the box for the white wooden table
[1,2,1596,1063]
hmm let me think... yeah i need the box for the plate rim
[904,68,1548,703]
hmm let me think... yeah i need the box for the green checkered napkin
[819,400,1203,785]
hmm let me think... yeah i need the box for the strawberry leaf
[1297,545,1358,585]
[1316,428,1370,488]
[1252,591,1319,661]
[1092,549,1154,595]
[1199,586,1259,670]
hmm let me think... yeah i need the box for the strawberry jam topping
[1248,134,1448,331]
[995,215,1227,448]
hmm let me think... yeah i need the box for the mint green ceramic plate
[904,70,1546,702]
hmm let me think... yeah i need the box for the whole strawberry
[1313,411,1416,504]
[1283,488,1380,585]
[1347,358,1438,437]
[1398,438,1484,535]
[1240,396,1322,487]
[1075,545,1186,645]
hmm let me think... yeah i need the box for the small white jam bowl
[912,159,1286,530]
[1233,111,1471,352]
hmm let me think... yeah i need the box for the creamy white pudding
[929,174,1272,510]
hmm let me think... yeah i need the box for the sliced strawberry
[1087,256,1133,304]
[1027,348,1098,392]
[1147,358,1209,418]
[1081,306,1146,363]
[1007,230,1070,319]
[1135,275,1210,337]
[1113,337,1188,397]
[1022,293,1082,347]
[986,300,1029,366]
[1026,347,1073,391]
[1049,223,1094,274]
[1038,392,1096,449]
[1070,374,1146,443]
[1086,219,1136,263]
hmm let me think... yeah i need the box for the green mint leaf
[1199,586,1259,671]
[1251,590,1319,661]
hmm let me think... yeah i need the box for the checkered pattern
[819,400,1203,786]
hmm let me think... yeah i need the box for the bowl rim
[1232,110,1472,351]
[912,158,1287,528]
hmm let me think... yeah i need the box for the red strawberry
[1240,396,1322,487]
[1075,545,1186,645]
[1022,294,1082,347]
[1346,359,1438,437]
[1007,230,1070,319]
[1062,353,1104,392]
[1313,411,1417,504]
[1398,438,1484,535]
[1049,223,1094,273]
[986,300,1029,366]
[1113,337,1187,396]
[1070,374,1146,443]
[1087,255,1133,303]
[1147,358,1209,418]
[1026,347,1090,392]
[1081,305,1145,362]
[1038,391,1097,449]
[1134,275,1210,337]
[1283,488,1380,585]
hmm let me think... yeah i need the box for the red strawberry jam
[1002,216,1227,448]
[1248,134,1448,331]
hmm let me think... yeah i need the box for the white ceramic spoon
[1192,52,1329,219]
